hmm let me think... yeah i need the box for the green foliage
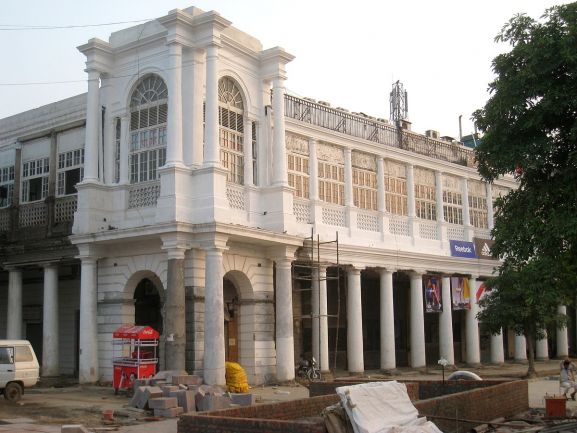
[473,3,577,369]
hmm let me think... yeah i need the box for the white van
[0,340,40,402]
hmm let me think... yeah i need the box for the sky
[0,0,570,139]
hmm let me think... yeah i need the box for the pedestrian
[560,359,577,400]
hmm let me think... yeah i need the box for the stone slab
[172,375,203,386]
[229,392,255,407]
[195,393,232,412]
[61,426,90,433]
[171,389,196,413]
[148,397,178,409]
[153,407,184,418]
[162,385,179,397]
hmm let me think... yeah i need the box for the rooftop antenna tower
[389,80,408,125]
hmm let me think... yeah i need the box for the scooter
[296,357,322,381]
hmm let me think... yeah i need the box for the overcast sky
[0,0,569,138]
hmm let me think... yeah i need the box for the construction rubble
[126,370,254,418]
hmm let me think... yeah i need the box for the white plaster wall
[0,148,15,167]
[97,253,167,381]
[21,137,50,161]
[57,127,85,153]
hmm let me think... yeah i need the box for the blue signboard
[449,240,476,258]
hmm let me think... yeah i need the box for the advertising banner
[423,275,442,313]
[450,276,470,310]
[473,238,497,260]
[449,240,477,258]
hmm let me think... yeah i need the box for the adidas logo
[481,243,491,256]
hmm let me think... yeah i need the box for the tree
[473,3,577,377]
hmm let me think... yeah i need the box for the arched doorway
[133,278,163,335]
[223,278,239,362]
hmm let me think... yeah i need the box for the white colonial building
[0,6,571,385]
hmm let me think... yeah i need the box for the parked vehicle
[296,356,322,381]
[0,340,40,402]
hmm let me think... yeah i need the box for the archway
[223,277,239,362]
[133,278,163,335]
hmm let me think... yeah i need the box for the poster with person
[450,276,470,310]
[423,275,442,313]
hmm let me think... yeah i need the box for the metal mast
[389,80,409,125]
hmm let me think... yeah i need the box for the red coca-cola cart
[112,324,159,395]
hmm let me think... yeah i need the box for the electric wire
[0,19,153,31]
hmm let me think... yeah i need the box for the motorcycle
[296,356,322,381]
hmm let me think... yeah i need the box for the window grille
[57,149,84,196]
[384,160,407,216]
[414,168,436,221]
[468,180,488,228]
[442,175,463,225]
[0,165,14,208]
[353,167,377,210]
[129,74,168,184]
[288,153,309,198]
[218,77,245,185]
[22,157,49,203]
[318,161,344,205]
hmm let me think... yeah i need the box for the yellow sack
[225,361,249,393]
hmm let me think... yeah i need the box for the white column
[165,42,183,166]
[439,275,454,365]
[490,331,505,364]
[42,265,59,376]
[466,276,481,365]
[409,271,426,368]
[191,49,205,167]
[204,44,220,167]
[514,334,527,361]
[435,171,444,222]
[406,164,416,218]
[344,148,354,207]
[379,269,396,370]
[275,258,295,381]
[309,138,318,200]
[536,330,549,360]
[486,183,494,230]
[119,115,129,184]
[6,269,22,339]
[84,69,101,182]
[347,267,364,373]
[311,268,320,364]
[272,77,288,186]
[243,117,253,186]
[557,305,569,358]
[79,257,98,383]
[318,267,329,372]
[203,248,226,385]
[376,157,385,213]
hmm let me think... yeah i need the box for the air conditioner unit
[425,130,440,139]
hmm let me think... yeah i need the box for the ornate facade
[0,6,569,385]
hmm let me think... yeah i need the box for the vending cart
[112,324,159,394]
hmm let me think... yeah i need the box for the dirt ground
[0,386,142,428]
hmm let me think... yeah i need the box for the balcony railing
[0,208,9,232]
[285,94,475,167]
[19,202,46,227]
[128,182,160,209]
[55,195,77,223]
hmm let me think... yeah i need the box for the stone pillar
[379,269,395,370]
[203,247,226,385]
[462,178,472,240]
[557,305,569,358]
[191,49,205,167]
[536,330,549,361]
[79,257,98,383]
[42,264,59,376]
[166,42,184,166]
[6,269,22,339]
[406,164,416,218]
[311,268,320,364]
[439,275,454,365]
[514,334,527,362]
[347,267,364,373]
[435,171,444,222]
[164,248,186,371]
[376,157,385,213]
[344,148,354,207]
[272,77,288,186]
[275,258,294,381]
[490,331,505,364]
[119,115,130,184]
[84,69,101,182]
[409,271,426,368]
[319,267,329,372]
[204,44,220,167]
[243,117,254,186]
[309,139,318,201]
[466,276,481,365]
[486,183,494,230]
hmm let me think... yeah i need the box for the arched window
[219,77,244,184]
[129,74,168,184]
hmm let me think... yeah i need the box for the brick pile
[128,371,254,418]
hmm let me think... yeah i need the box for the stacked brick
[128,371,254,418]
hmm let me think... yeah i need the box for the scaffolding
[293,228,341,372]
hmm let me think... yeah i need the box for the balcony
[284,94,475,168]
